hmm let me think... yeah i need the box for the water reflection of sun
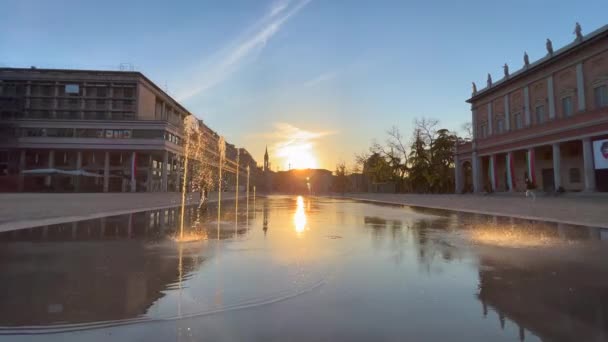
[294,196,307,233]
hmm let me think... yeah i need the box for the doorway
[542,168,554,192]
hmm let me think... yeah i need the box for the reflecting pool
[1,196,608,341]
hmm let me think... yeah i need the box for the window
[514,112,523,129]
[595,85,608,108]
[562,96,573,117]
[496,118,504,133]
[479,123,488,138]
[65,84,79,95]
[535,104,545,125]
[124,88,134,98]
[569,168,581,183]
[97,87,106,97]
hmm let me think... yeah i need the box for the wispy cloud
[302,70,338,87]
[176,0,311,101]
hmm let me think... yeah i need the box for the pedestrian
[525,177,536,200]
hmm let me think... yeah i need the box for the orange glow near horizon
[276,143,318,170]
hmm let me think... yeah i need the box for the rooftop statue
[546,38,553,55]
[524,52,530,67]
[574,22,583,42]
[503,63,509,78]
[487,73,492,88]
[472,82,477,95]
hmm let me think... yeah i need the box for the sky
[1,0,607,170]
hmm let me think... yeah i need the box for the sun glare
[276,143,318,170]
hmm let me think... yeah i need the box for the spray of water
[178,117,198,240]
[217,136,226,240]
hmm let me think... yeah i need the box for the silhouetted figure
[525,177,536,200]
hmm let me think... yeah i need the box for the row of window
[1,83,136,98]
[17,128,171,140]
[478,85,608,138]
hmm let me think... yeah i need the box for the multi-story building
[0,68,255,192]
[455,24,608,193]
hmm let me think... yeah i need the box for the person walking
[525,177,536,200]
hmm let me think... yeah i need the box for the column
[130,151,137,193]
[503,94,510,131]
[175,155,182,192]
[552,143,561,191]
[471,105,477,139]
[80,83,86,119]
[472,152,481,193]
[487,102,493,136]
[454,154,463,194]
[45,150,55,187]
[506,152,515,192]
[488,155,497,192]
[75,151,82,192]
[25,82,31,118]
[576,63,586,112]
[161,151,168,192]
[18,150,26,192]
[582,138,596,191]
[52,82,58,118]
[103,151,110,192]
[526,148,536,186]
[523,86,531,126]
[147,154,153,192]
[547,75,556,119]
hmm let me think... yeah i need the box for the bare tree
[414,118,439,161]
[354,151,370,170]
[370,126,410,183]
[461,122,473,141]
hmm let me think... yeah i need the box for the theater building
[0,68,255,192]
[455,24,608,193]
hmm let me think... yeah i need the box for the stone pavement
[0,192,241,232]
[335,192,608,228]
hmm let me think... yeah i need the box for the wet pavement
[1,195,608,341]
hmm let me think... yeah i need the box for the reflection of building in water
[263,200,269,236]
[476,237,608,341]
[0,203,249,327]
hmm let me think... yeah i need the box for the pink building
[455,24,608,193]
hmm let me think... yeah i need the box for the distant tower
[264,145,269,172]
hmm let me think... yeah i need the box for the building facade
[455,24,608,193]
[0,68,255,192]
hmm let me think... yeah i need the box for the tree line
[333,118,467,194]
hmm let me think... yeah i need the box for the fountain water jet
[217,136,226,240]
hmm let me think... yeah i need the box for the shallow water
[1,195,608,341]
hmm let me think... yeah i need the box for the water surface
[1,196,608,341]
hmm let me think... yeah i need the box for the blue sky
[1,0,607,169]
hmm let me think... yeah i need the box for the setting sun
[276,143,318,170]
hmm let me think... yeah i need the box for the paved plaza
[338,192,608,228]
[0,192,241,231]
